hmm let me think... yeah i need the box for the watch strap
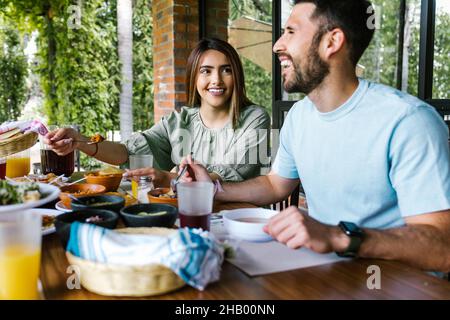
[336,221,364,258]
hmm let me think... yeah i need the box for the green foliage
[230,0,271,23]
[41,0,119,169]
[359,0,400,87]
[133,0,153,132]
[242,57,272,110]
[407,8,420,97]
[0,18,28,123]
[432,11,450,99]
[0,0,154,169]
[358,0,449,101]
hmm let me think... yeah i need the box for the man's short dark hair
[294,0,375,65]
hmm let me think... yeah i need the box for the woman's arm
[44,128,128,165]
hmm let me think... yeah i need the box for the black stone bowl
[120,203,178,228]
[71,195,125,213]
[55,209,119,249]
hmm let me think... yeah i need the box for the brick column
[152,0,229,123]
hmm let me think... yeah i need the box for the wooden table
[40,202,450,300]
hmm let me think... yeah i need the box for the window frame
[272,0,289,130]
[418,0,450,122]
[272,0,450,129]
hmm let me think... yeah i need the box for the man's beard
[283,33,330,95]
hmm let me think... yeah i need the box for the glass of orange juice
[6,149,31,178]
[129,154,153,199]
[0,211,42,300]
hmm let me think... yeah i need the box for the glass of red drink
[177,182,214,231]
[0,157,6,179]
[39,125,75,177]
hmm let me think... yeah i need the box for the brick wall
[152,0,229,123]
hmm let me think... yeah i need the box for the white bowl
[0,182,60,213]
[222,208,278,242]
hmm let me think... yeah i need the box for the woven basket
[66,227,186,297]
[0,131,38,158]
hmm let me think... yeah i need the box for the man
[181,0,450,272]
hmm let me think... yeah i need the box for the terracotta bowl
[59,183,106,209]
[148,188,178,208]
[85,172,123,192]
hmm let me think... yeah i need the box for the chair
[270,184,301,211]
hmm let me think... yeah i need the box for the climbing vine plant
[0,15,28,124]
[0,0,154,169]
[133,0,154,132]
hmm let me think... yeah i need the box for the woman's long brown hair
[185,38,254,129]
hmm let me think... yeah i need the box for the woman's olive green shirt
[125,105,270,182]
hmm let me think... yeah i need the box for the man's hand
[179,154,212,183]
[263,206,350,253]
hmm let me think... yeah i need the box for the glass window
[228,0,273,113]
[359,1,402,88]
[280,0,303,101]
[433,0,450,99]
[404,0,421,96]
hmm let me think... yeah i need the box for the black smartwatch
[336,221,365,258]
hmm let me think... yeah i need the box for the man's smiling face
[273,3,330,94]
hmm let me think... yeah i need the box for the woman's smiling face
[196,49,234,111]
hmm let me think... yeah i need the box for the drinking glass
[129,154,153,199]
[177,181,214,231]
[5,149,30,178]
[0,157,6,179]
[0,211,42,300]
[40,125,75,177]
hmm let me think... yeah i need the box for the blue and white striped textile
[66,222,225,290]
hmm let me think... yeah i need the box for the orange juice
[6,157,30,178]
[132,180,138,199]
[0,245,41,300]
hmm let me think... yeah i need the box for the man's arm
[216,172,300,206]
[180,156,299,206]
[266,207,450,272]
[356,210,450,272]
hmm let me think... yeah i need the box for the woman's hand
[43,128,82,156]
[123,167,172,188]
[179,154,212,183]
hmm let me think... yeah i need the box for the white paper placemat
[211,216,347,276]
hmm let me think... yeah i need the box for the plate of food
[29,208,62,236]
[12,173,69,187]
[0,181,60,213]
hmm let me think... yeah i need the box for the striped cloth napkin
[66,222,225,290]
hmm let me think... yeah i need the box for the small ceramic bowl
[71,194,125,213]
[148,188,178,207]
[59,183,106,208]
[85,172,123,192]
[222,208,278,242]
[54,209,119,248]
[120,203,177,228]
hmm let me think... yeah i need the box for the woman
[45,38,270,186]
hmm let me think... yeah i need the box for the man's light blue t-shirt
[272,78,450,229]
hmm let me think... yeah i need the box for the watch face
[339,221,364,237]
